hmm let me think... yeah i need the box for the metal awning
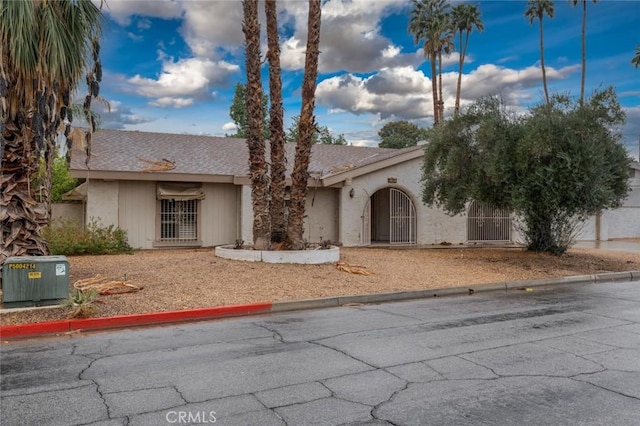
[156,183,205,200]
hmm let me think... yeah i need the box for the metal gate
[361,198,371,245]
[390,188,416,245]
[467,201,511,242]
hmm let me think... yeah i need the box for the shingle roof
[69,129,422,180]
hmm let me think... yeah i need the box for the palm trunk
[265,0,287,245]
[1,120,50,279]
[242,0,270,249]
[438,49,444,123]
[539,17,549,104]
[455,30,469,116]
[430,51,439,126]
[580,0,586,104]
[285,0,321,250]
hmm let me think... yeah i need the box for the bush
[43,219,133,255]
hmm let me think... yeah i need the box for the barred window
[160,199,198,242]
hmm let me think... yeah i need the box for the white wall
[118,181,156,249]
[85,180,119,228]
[304,188,339,244]
[200,183,240,246]
[239,186,339,246]
[341,157,467,246]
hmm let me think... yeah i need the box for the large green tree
[633,45,640,68]
[422,88,630,255]
[525,0,555,104]
[451,3,484,115]
[378,120,428,149]
[227,82,269,139]
[1,0,104,270]
[569,0,597,103]
[286,115,346,145]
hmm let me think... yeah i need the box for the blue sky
[89,0,640,158]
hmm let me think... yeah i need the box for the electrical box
[2,256,70,308]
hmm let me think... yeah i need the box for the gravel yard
[1,245,639,326]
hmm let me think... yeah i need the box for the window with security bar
[160,199,198,242]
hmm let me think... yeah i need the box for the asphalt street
[1,280,640,426]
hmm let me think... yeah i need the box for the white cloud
[149,97,194,108]
[126,57,240,106]
[316,63,579,122]
[277,0,421,73]
[222,122,237,132]
[100,0,183,25]
[72,100,155,129]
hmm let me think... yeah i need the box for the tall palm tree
[435,14,453,124]
[265,0,287,244]
[569,0,597,103]
[631,44,640,68]
[632,45,640,69]
[408,0,450,126]
[1,0,103,270]
[285,0,321,250]
[242,0,270,249]
[451,3,484,115]
[525,0,555,104]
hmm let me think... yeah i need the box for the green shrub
[44,219,133,255]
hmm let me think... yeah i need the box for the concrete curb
[2,270,638,340]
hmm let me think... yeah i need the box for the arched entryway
[467,201,512,242]
[362,188,416,245]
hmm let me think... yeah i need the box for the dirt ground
[1,246,639,326]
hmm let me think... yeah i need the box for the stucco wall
[85,180,119,228]
[118,181,156,249]
[239,186,339,246]
[115,181,240,249]
[304,188,339,244]
[200,183,240,246]
[51,203,84,227]
[341,157,467,247]
[579,183,640,241]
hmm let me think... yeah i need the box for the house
[65,129,640,249]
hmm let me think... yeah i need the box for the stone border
[214,245,340,264]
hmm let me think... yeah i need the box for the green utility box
[2,256,70,308]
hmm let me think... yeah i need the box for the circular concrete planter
[215,245,340,264]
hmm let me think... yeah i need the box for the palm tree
[525,0,555,104]
[1,0,103,270]
[435,14,453,124]
[451,3,484,115]
[408,0,450,126]
[569,0,597,103]
[242,0,270,249]
[285,0,322,250]
[265,0,287,244]
[632,45,640,69]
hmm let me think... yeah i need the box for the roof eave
[320,147,424,187]
[69,169,236,184]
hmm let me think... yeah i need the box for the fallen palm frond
[73,274,143,295]
[138,157,176,172]
[336,262,373,275]
[330,163,356,174]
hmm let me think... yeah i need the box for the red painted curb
[69,302,273,331]
[1,320,71,339]
[1,302,272,339]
